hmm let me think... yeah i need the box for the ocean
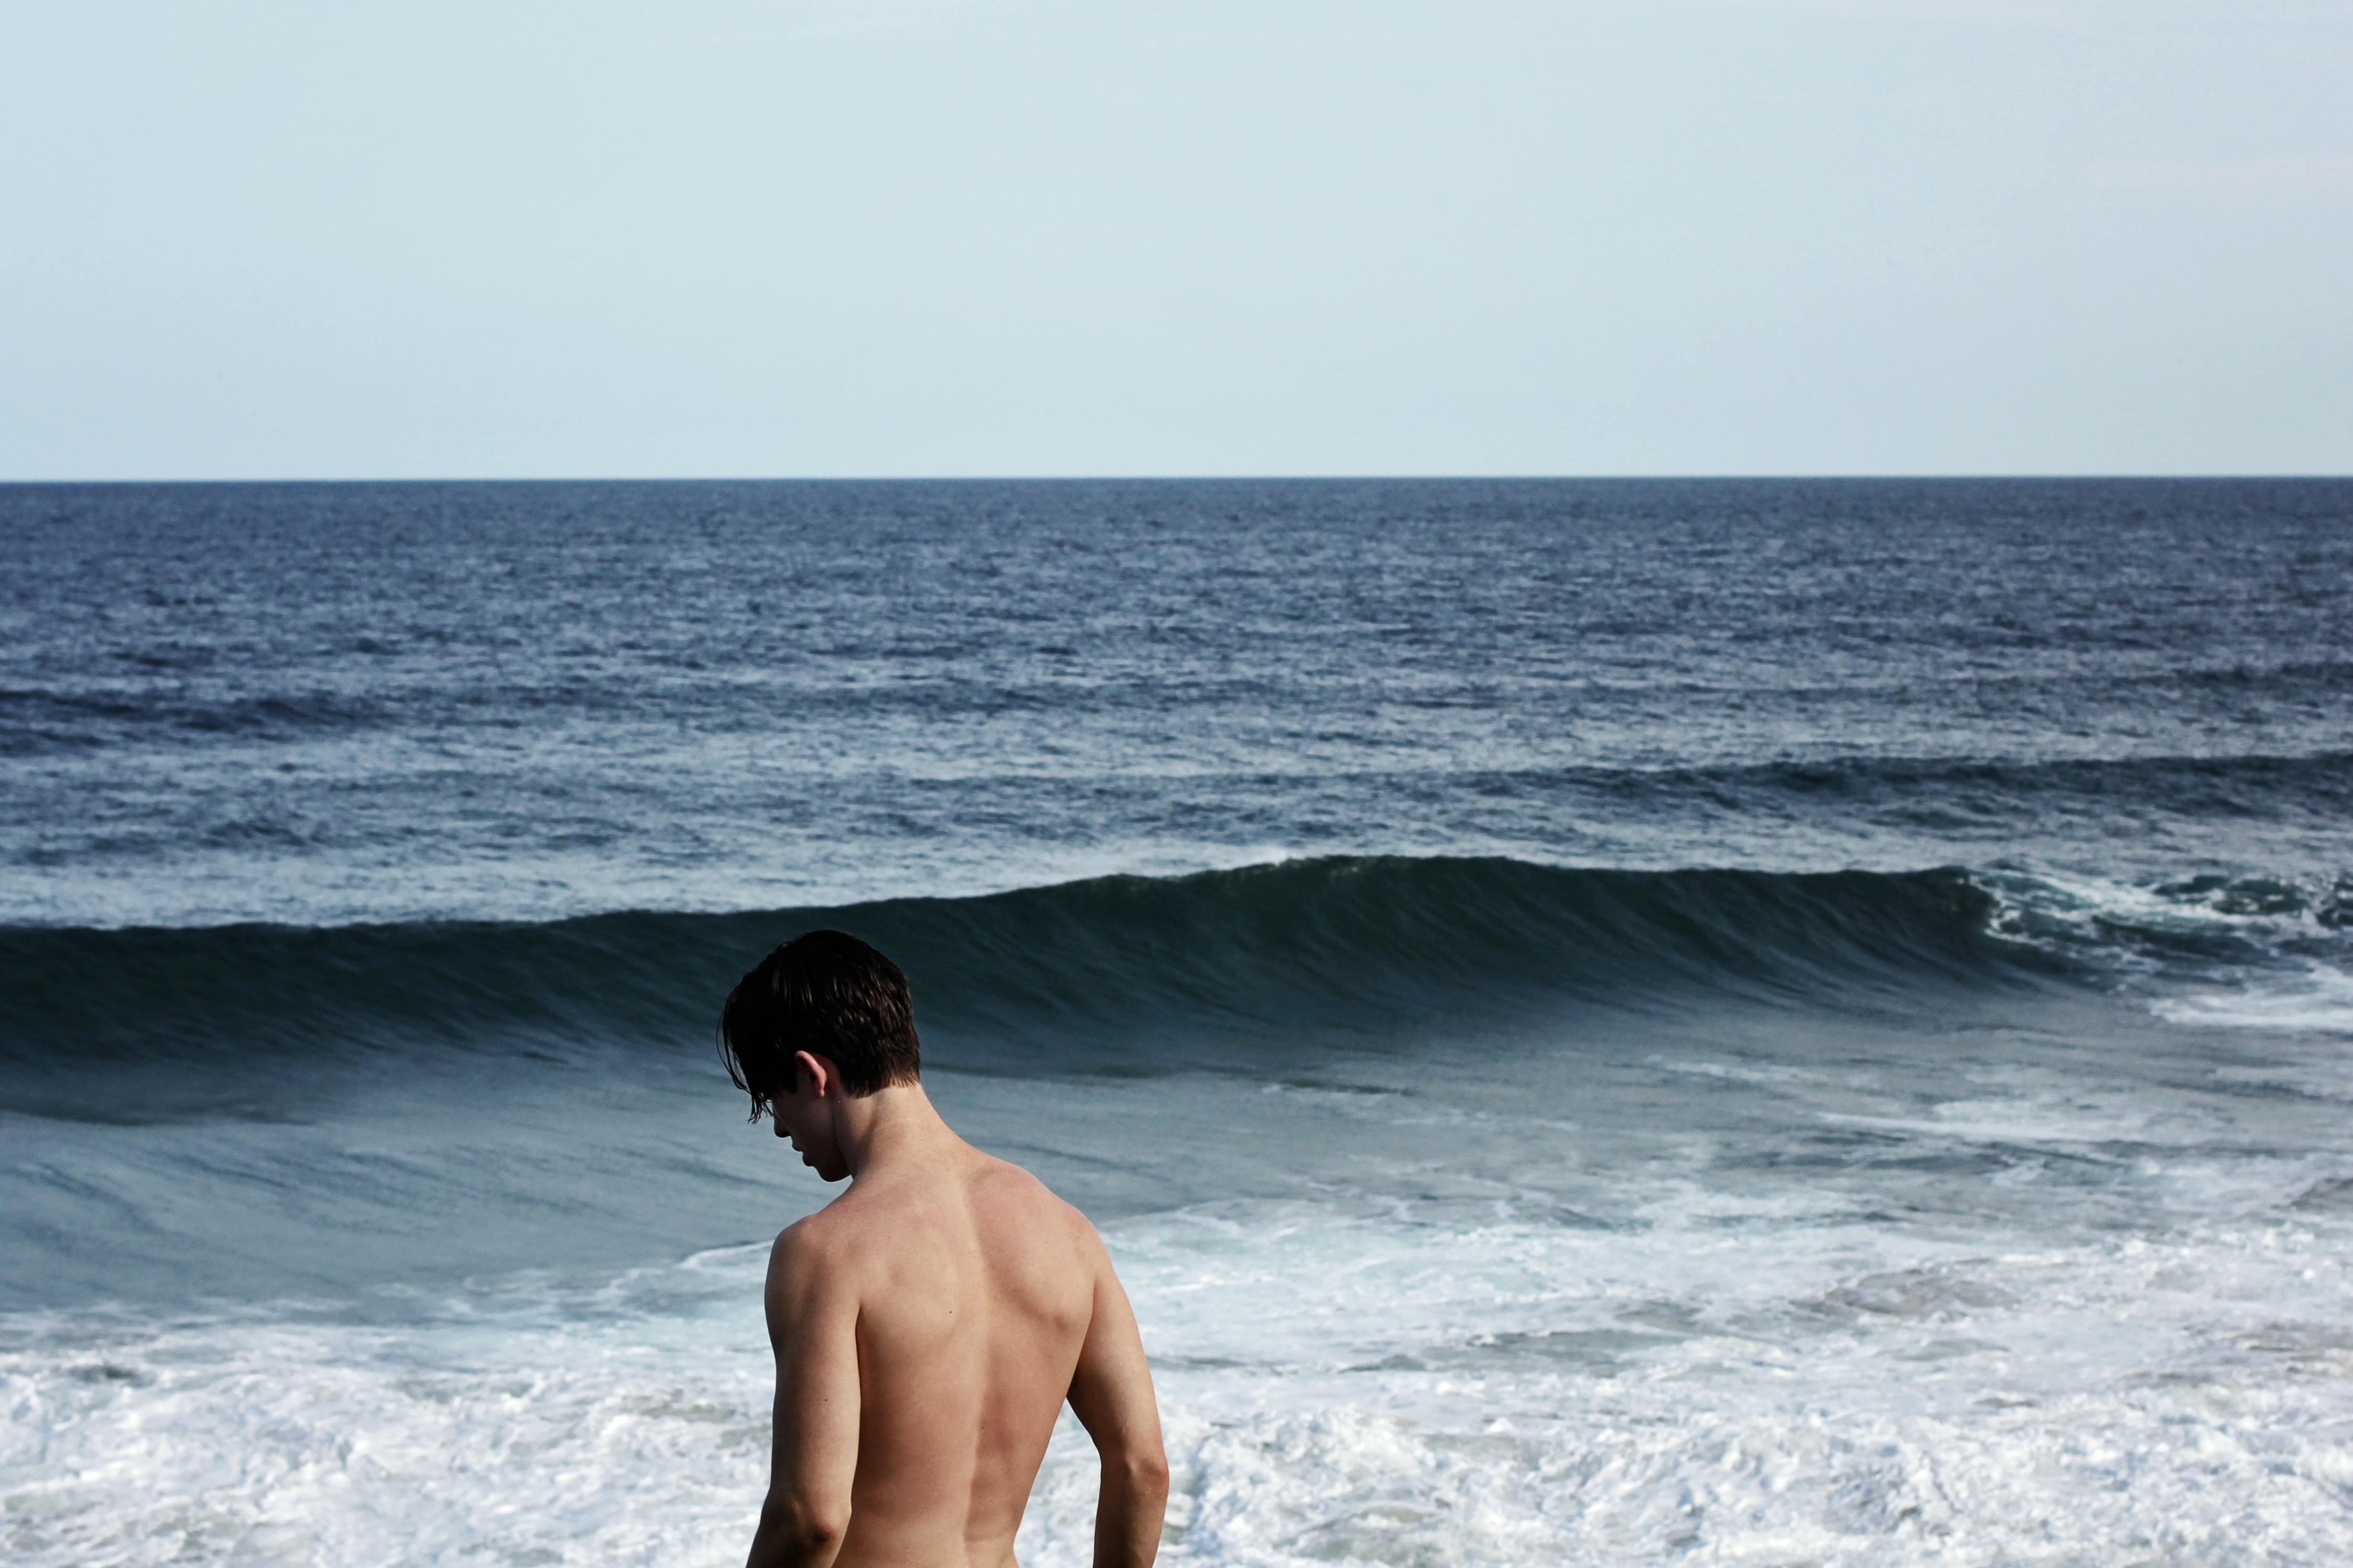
[3,478,2349,1566]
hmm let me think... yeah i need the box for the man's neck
[833,1081,960,1181]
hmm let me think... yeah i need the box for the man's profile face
[769,1060,852,1183]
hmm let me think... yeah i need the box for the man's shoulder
[970,1150,1094,1223]
[770,1150,1101,1277]
[765,1202,865,1293]
[966,1154,1110,1276]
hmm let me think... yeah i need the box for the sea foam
[9,1190,2350,1568]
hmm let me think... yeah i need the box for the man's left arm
[746,1224,860,1568]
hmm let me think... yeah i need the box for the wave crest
[0,858,2038,1081]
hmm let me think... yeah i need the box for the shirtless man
[719,930,1168,1568]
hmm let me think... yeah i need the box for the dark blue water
[3,479,2350,1567]
[6,479,2348,925]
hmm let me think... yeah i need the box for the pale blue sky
[3,1,2348,478]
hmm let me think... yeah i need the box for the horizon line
[5,472,2351,487]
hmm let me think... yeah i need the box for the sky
[2,0,2349,479]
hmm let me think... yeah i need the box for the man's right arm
[1064,1229,1169,1568]
[747,1223,861,1568]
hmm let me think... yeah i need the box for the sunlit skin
[748,1049,1168,1568]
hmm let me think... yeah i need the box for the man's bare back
[720,931,1166,1568]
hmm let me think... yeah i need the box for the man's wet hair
[719,929,922,1118]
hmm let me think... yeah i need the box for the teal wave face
[2,855,2343,1311]
[0,857,2068,1119]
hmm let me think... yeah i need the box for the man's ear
[792,1049,834,1100]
